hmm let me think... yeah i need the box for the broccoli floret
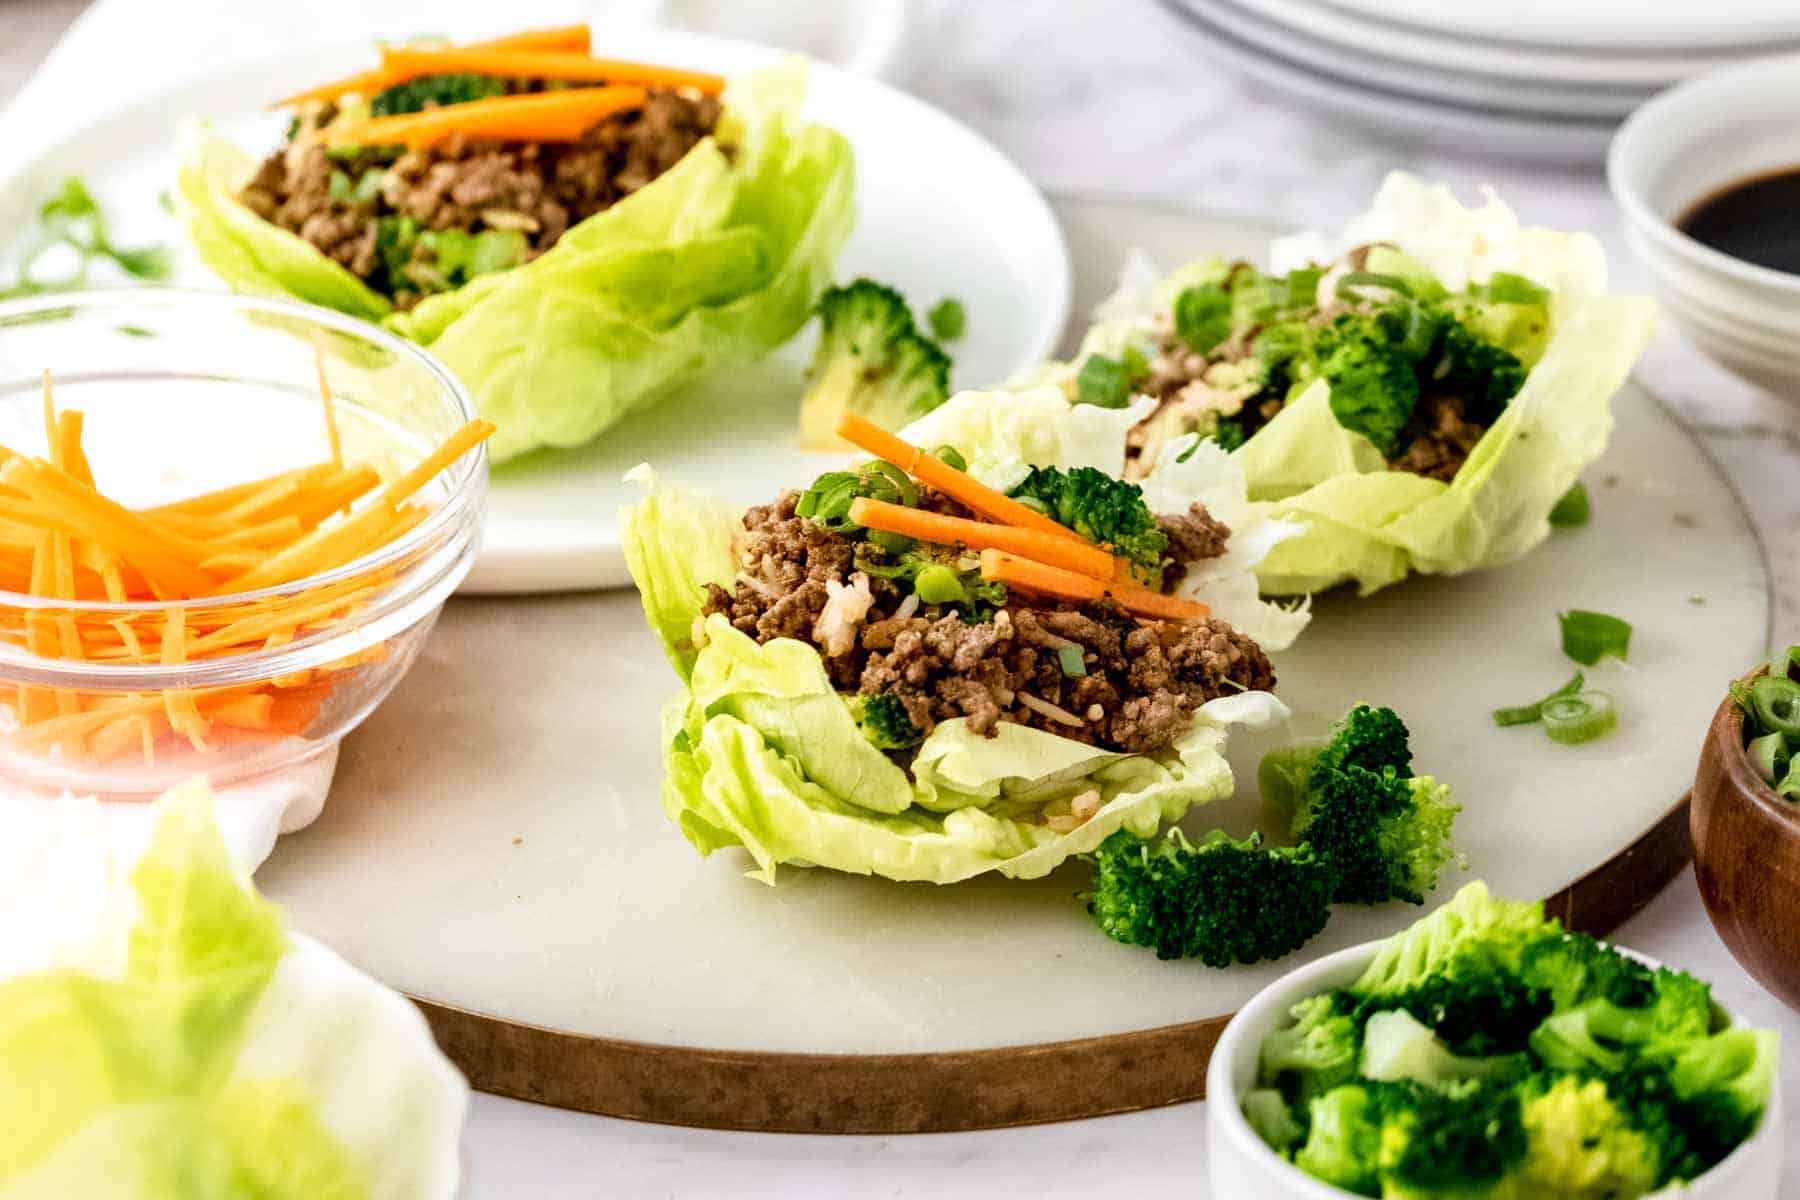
[1359,1008,1528,1088]
[1378,1080,1528,1199]
[370,72,508,117]
[1435,318,1528,427]
[1084,829,1334,966]
[1241,1087,1306,1156]
[797,279,950,449]
[1310,308,1426,456]
[848,692,921,750]
[1529,956,1715,1074]
[1258,992,1362,1102]
[1512,1074,1664,1199]
[1665,1028,1777,1165]
[1262,705,1458,906]
[1008,466,1168,581]
[1293,1082,1392,1195]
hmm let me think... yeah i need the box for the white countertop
[3,2,1798,1196]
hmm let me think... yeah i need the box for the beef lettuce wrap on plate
[1059,173,1657,595]
[621,386,1308,884]
[178,25,854,462]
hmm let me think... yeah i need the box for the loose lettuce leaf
[0,783,466,1199]
[178,61,855,463]
[623,468,1289,885]
[1067,173,1656,596]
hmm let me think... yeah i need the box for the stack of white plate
[1160,0,1800,166]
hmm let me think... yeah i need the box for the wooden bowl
[1692,670,1800,1007]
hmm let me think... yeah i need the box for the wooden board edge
[407,794,1693,1134]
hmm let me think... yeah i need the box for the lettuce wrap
[1065,173,1657,595]
[621,386,1297,885]
[0,783,466,1198]
[178,62,855,463]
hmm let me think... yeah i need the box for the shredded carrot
[317,86,647,149]
[978,549,1211,623]
[848,498,1116,582]
[835,414,1093,545]
[378,47,725,95]
[274,24,594,107]
[0,371,491,765]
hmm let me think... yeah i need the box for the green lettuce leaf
[178,61,855,463]
[1068,173,1657,596]
[0,782,465,1198]
[623,466,1289,885]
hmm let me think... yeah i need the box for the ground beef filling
[700,489,1274,757]
[240,88,720,306]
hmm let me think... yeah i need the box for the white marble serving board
[253,198,1769,1057]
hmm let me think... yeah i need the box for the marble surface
[1,1,1797,1195]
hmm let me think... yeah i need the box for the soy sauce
[1678,167,1800,276]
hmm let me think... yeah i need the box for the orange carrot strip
[214,514,306,551]
[204,692,276,729]
[318,87,646,149]
[160,607,208,749]
[379,47,724,94]
[848,498,1116,582]
[274,24,592,107]
[285,465,381,528]
[210,503,398,594]
[215,463,342,526]
[148,462,335,518]
[978,549,1210,622]
[835,414,1092,545]
[382,419,494,506]
[57,411,94,487]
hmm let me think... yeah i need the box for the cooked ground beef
[701,489,1275,756]
[1388,395,1487,482]
[240,88,720,307]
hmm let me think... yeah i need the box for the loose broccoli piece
[926,297,965,342]
[370,72,507,117]
[1008,466,1168,581]
[1084,829,1334,966]
[797,279,951,448]
[1261,704,1458,906]
[848,692,922,750]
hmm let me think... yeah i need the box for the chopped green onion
[1479,272,1551,306]
[1013,494,1051,516]
[859,459,919,508]
[1749,732,1792,787]
[1542,692,1617,745]
[913,564,968,605]
[1056,644,1088,677]
[1780,757,1800,803]
[1075,347,1148,408]
[1173,283,1233,354]
[932,445,967,471]
[1285,267,1322,306]
[1492,670,1584,727]
[1749,675,1800,741]
[927,297,965,342]
[1548,482,1589,529]
[1559,610,1631,666]
[1334,271,1413,300]
[866,530,914,555]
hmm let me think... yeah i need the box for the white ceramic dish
[1609,53,1800,403]
[1201,0,1775,88]
[1313,0,1800,54]
[1160,1,1618,167]
[0,27,1071,594]
[1207,941,1783,1200]
[1192,0,1647,120]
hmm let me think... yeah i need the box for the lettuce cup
[621,386,1306,885]
[1059,173,1657,596]
[178,26,855,463]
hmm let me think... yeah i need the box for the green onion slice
[1749,732,1792,787]
[1548,481,1590,529]
[865,530,914,555]
[1559,610,1632,666]
[1749,675,1800,740]
[932,445,967,472]
[1492,670,1584,727]
[1056,645,1087,677]
[1541,692,1617,745]
[1780,756,1800,803]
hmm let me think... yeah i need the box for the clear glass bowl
[0,288,484,798]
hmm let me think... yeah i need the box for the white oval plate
[1312,0,1800,53]
[0,27,1070,594]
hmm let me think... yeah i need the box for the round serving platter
[0,28,1070,595]
[250,195,1772,1132]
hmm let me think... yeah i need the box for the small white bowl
[1609,54,1800,401]
[1207,941,1783,1199]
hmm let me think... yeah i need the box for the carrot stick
[835,414,1093,545]
[317,87,646,149]
[381,419,494,506]
[978,549,1211,622]
[379,47,725,95]
[148,462,335,518]
[274,24,593,106]
[848,498,1116,582]
[57,411,94,487]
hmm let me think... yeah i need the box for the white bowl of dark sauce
[1610,54,1800,398]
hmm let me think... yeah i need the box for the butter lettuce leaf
[624,464,1290,885]
[1064,173,1656,596]
[178,61,855,463]
[0,783,466,1199]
